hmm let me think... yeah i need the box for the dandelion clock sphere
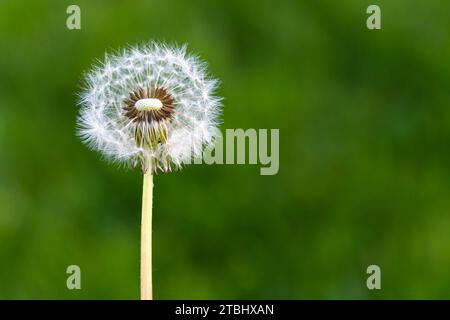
[77,41,222,299]
[78,41,222,172]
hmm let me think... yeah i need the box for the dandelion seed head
[77,41,222,173]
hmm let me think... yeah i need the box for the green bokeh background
[1,0,449,299]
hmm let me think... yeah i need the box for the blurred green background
[1,0,450,299]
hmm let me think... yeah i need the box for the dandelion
[77,41,222,299]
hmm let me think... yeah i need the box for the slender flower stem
[140,162,153,300]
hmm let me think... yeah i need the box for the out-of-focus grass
[0,0,450,299]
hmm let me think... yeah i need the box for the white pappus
[77,41,222,173]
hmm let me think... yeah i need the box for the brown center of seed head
[123,86,175,150]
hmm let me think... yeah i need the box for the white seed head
[77,41,222,173]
